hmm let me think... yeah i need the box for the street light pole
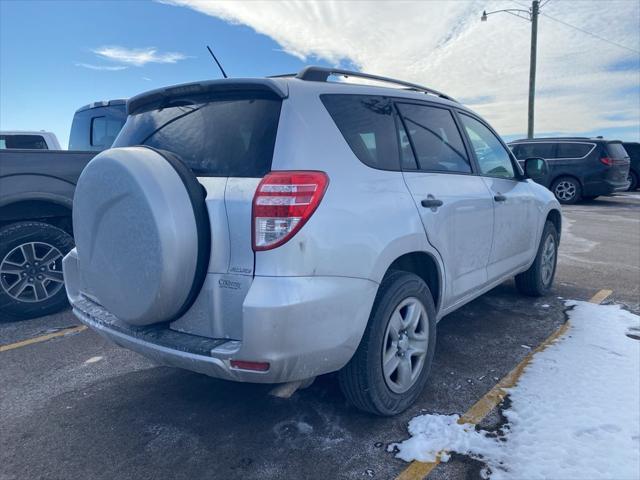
[527,0,539,139]
[481,0,540,139]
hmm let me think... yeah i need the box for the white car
[64,67,562,415]
[0,130,61,150]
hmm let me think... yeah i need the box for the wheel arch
[550,173,583,189]
[546,208,562,242]
[383,251,442,313]
[0,198,73,234]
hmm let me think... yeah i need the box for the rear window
[0,134,48,149]
[321,94,400,170]
[91,116,125,148]
[556,143,593,158]
[606,142,630,160]
[113,94,281,177]
[512,142,554,160]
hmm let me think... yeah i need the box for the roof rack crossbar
[295,66,457,102]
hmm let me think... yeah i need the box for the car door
[396,102,495,308]
[458,113,538,281]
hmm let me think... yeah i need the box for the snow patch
[84,356,103,364]
[391,301,640,479]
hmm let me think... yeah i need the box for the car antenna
[206,45,228,79]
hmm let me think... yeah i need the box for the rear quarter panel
[254,81,444,285]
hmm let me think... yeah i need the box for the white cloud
[75,63,128,71]
[92,46,188,66]
[160,0,640,136]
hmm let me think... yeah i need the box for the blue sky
[0,0,329,147]
[1,0,638,147]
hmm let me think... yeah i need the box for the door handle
[494,194,507,202]
[421,198,443,208]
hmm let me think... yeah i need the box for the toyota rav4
[63,67,562,415]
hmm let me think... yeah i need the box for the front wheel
[515,221,559,297]
[0,221,74,321]
[339,271,436,416]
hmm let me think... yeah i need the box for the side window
[396,103,471,173]
[513,142,555,160]
[556,143,592,158]
[460,114,515,179]
[321,94,400,170]
[91,116,125,148]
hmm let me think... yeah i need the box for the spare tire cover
[73,146,210,326]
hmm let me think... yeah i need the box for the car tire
[551,176,582,204]
[338,271,436,416]
[0,221,74,321]
[628,170,638,191]
[515,221,559,297]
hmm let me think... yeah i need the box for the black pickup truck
[0,100,126,320]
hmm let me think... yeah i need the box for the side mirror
[524,157,549,181]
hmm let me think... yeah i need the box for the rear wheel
[339,271,436,416]
[0,221,74,320]
[551,176,582,204]
[628,170,638,191]
[515,221,558,297]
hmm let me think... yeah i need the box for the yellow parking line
[0,325,87,353]
[395,288,613,480]
[589,288,613,305]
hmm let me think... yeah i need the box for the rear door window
[113,94,282,177]
[321,94,400,170]
[512,142,555,160]
[396,103,471,173]
[556,143,593,158]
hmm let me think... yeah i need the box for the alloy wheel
[540,234,556,287]
[382,297,429,394]
[554,181,577,202]
[0,242,65,303]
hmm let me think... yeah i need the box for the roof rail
[294,66,457,102]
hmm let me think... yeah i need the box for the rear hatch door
[111,82,284,337]
[604,141,631,186]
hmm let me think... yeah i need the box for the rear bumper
[64,249,378,383]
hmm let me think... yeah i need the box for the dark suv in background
[509,137,630,204]
[622,142,639,191]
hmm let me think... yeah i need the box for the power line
[508,0,639,54]
[541,12,640,54]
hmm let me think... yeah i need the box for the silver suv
[63,67,561,415]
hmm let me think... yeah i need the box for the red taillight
[252,171,329,251]
[230,360,270,372]
[600,157,614,166]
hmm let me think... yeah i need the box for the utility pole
[481,0,541,139]
[527,0,539,139]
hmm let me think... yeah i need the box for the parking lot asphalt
[1,192,638,480]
